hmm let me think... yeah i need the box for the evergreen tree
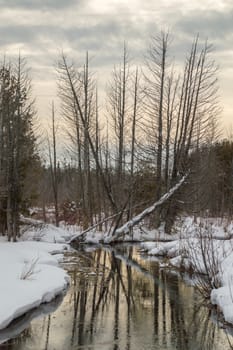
[0,57,40,240]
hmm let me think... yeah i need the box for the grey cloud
[1,7,231,79]
[176,9,233,40]
[0,26,35,45]
[0,18,146,76]
[0,0,80,9]
[62,17,159,62]
[172,8,233,67]
[0,24,64,46]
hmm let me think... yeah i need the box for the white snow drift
[0,238,70,330]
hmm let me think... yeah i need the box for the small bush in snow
[188,226,221,298]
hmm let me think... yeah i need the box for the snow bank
[0,294,63,344]
[20,220,73,243]
[69,224,179,245]
[140,218,233,325]
[19,214,233,327]
[0,240,70,330]
[211,246,233,324]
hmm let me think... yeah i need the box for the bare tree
[48,102,59,227]
[166,38,219,232]
[107,43,131,208]
[57,52,118,227]
[144,32,170,200]
[128,67,140,220]
[141,34,219,232]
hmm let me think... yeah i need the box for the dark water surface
[0,244,233,350]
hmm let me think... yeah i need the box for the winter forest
[2,31,233,349]
[1,34,228,240]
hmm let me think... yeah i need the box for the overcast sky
[0,0,232,132]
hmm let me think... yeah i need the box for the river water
[0,244,233,350]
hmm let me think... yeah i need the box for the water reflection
[1,244,233,350]
[0,294,63,348]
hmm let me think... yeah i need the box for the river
[0,244,233,350]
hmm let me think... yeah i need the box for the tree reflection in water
[1,244,233,350]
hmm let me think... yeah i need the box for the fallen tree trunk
[69,199,154,243]
[70,173,189,244]
[105,172,189,243]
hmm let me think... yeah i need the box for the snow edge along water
[0,226,71,331]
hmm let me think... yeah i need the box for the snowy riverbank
[140,217,233,325]
[2,215,233,332]
[0,223,71,330]
[69,215,233,326]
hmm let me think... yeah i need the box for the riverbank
[2,215,233,332]
[69,215,233,326]
[140,217,233,325]
[2,243,231,350]
[0,223,71,330]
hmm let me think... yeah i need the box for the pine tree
[0,57,39,240]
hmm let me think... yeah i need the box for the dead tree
[144,32,169,200]
[58,52,118,224]
[107,43,130,209]
[128,67,140,220]
[48,102,59,227]
[165,38,220,232]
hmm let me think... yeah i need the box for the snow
[20,219,73,243]
[211,247,233,324]
[0,295,63,344]
[8,212,233,330]
[139,217,233,325]
[0,226,70,331]
[66,209,233,326]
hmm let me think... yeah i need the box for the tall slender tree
[0,56,38,240]
[48,102,59,227]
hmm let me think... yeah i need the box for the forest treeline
[0,32,232,241]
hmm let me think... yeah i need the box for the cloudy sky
[0,0,232,131]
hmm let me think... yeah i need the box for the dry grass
[20,257,39,280]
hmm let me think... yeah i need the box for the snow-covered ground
[140,216,233,325]
[0,222,71,331]
[20,217,74,243]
